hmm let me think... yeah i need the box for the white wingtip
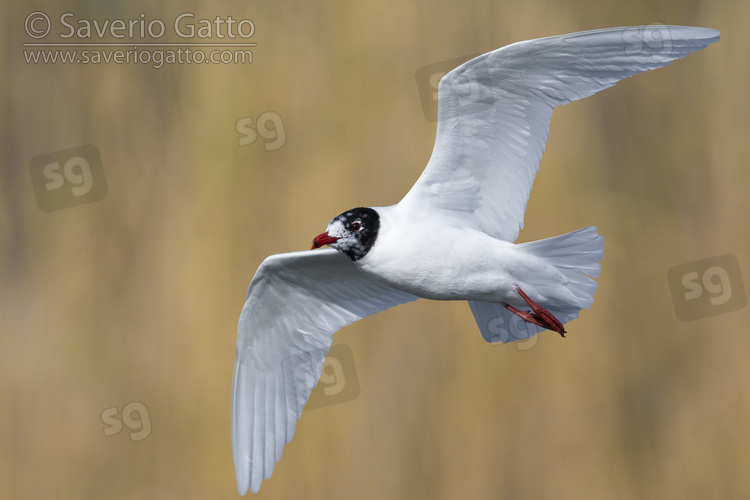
[232,361,251,495]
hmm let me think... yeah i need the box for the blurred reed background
[1,0,748,498]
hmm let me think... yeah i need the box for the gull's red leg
[504,303,550,329]
[504,285,567,337]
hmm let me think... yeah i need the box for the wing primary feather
[250,371,265,493]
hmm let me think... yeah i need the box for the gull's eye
[351,221,362,231]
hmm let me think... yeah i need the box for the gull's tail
[469,226,603,344]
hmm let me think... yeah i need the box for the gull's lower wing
[400,25,719,242]
[232,249,419,494]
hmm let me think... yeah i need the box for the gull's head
[311,207,380,261]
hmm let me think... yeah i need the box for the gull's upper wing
[232,249,418,495]
[401,25,719,242]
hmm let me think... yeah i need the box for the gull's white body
[359,204,592,307]
[232,25,719,494]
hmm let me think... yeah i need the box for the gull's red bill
[311,232,339,249]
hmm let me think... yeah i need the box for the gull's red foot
[504,285,567,337]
